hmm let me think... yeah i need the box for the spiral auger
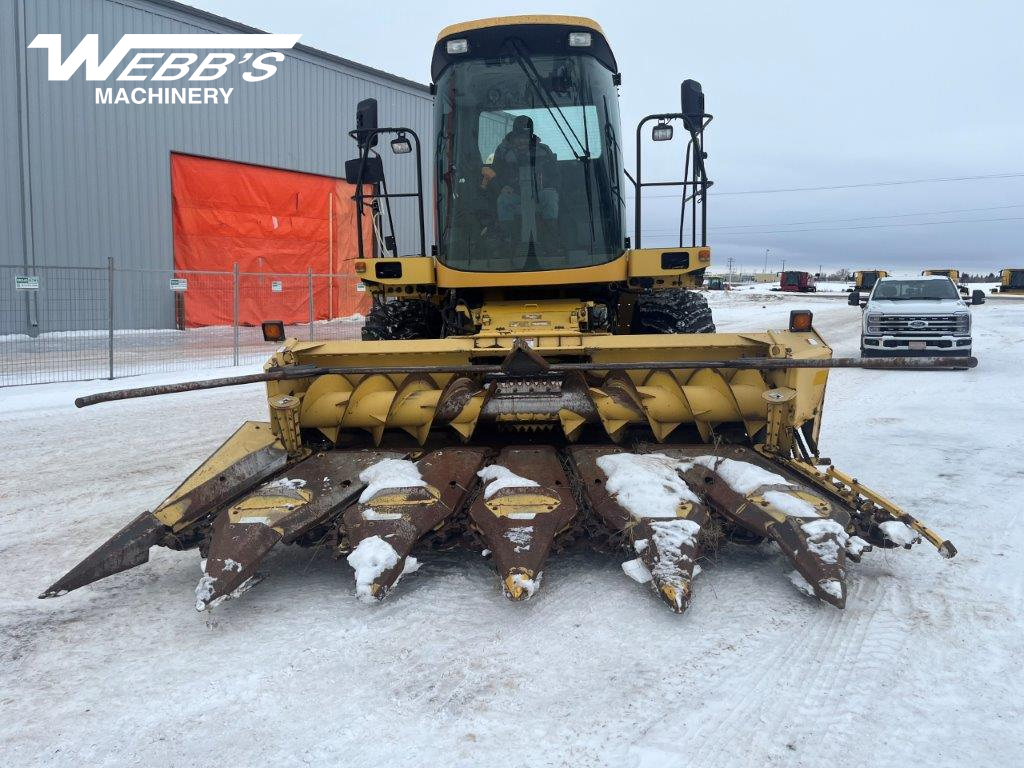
[293,363,773,447]
[297,372,486,446]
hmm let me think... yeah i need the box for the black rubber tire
[361,299,443,341]
[633,289,716,334]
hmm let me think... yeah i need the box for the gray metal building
[1,0,433,334]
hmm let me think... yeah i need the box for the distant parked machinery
[705,275,727,290]
[779,270,817,292]
[850,270,888,293]
[922,269,968,295]
[922,268,960,282]
[995,269,1024,294]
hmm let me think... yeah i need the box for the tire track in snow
[685,578,891,767]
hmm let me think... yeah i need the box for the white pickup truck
[851,275,982,358]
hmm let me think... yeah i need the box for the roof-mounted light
[568,31,592,47]
[446,38,469,54]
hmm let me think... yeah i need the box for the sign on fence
[15,275,40,290]
[169,278,188,292]
[271,280,283,293]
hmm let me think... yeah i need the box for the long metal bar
[15,0,38,336]
[107,257,114,380]
[307,267,314,340]
[232,263,240,366]
[75,355,979,408]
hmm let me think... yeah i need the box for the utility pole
[763,248,770,274]
[781,258,786,273]
[727,256,735,284]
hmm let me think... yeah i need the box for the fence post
[308,267,314,340]
[232,263,240,366]
[107,256,114,379]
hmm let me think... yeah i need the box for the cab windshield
[872,280,960,300]
[434,49,625,272]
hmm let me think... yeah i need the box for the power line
[643,204,1024,235]
[708,203,1024,230]
[634,171,1024,199]
[646,215,1024,237]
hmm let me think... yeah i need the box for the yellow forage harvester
[46,16,967,615]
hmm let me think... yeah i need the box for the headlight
[864,313,883,333]
[954,313,971,336]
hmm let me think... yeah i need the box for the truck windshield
[872,280,960,300]
[433,49,625,272]
[1009,271,1024,289]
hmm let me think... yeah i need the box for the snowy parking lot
[1,291,1022,767]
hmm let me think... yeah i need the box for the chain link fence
[0,262,366,387]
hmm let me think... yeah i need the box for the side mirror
[355,98,378,149]
[680,79,704,133]
[848,291,861,306]
[972,290,986,305]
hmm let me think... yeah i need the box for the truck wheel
[361,299,443,341]
[633,289,716,334]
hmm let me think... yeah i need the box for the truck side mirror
[355,98,378,149]
[972,290,986,305]
[680,79,704,133]
[848,291,861,306]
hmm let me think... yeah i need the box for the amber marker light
[789,310,813,332]
[261,320,286,342]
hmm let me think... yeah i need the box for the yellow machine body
[999,268,1024,294]
[922,269,960,282]
[854,270,888,291]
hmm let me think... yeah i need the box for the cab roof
[878,275,951,281]
[432,15,617,83]
[437,15,605,41]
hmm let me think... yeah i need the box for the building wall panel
[5,0,433,331]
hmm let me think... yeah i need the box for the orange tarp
[171,153,371,327]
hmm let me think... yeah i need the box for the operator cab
[432,17,625,273]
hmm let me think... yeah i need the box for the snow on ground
[1,294,1023,767]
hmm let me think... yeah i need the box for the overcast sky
[200,0,1023,273]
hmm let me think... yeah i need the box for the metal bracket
[268,394,304,458]
[761,387,797,455]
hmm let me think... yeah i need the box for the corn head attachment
[46,332,962,615]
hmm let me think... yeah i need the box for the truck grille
[872,314,966,335]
